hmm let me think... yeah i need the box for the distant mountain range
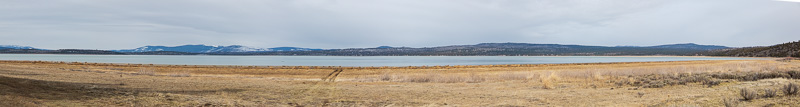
[216,43,729,56]
[0,45,38,50]
[0,43,737,56]
[112,45,322,53]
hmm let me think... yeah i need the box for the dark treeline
[210,43,715,56]
[0,49,195,55]
[0,49,125,55]
[707,40,800,57]
[210,47,708,56]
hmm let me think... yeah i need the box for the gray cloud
[1,0,799,49]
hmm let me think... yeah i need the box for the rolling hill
[113,45,322,53]
[1,43,734,56]
[708,40,800,57]
[215,43,729,56]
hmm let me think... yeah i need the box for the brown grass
[135,68,156,76]
[169,71,192,77]
[397,72,487,83]
[0,59,799,106]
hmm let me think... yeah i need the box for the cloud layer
[1,0,799,49]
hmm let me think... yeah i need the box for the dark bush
[784,83,799,96]
[763,89,777,98]
[740,88,757,101]
[687,75,710,83]
[643,81,665,88]
[788,71,800,79]
[711,71,795,81]
[743,72,789,81]
[711,73,741,80]
[702,80,721,88]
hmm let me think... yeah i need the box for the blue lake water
[0,54,762,67]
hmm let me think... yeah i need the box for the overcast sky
[2,0,800,49]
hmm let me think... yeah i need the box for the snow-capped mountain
[113,45,321,53]
[268,47,323,51]
[0,45,38,50]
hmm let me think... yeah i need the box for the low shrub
[405,75,433,83]
[625,73,718,88]
[401,73,486,83]
[702,80,721,88]
[642,81,665,88]
[680,75,709,85]
[723,98,739,107]
[740,88,757,101]
[614,78,634,86]
[788,71,800,79]
[784,83,799,96]
[711,73,740,80]
[379,73,392,81]
[636,92,645,98]
[710,71,794,81]
[763,89,777,98]
[743,72,790,81]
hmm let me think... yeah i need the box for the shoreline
[0,59,771,69]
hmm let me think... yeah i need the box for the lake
[0,54,762,67]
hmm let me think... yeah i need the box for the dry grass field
[1,58,800,106]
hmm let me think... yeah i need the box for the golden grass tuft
[497,72,535,82]
[540,72,559,89]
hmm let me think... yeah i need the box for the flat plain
[1,59,800,106]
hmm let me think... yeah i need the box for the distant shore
[0,57,770,69]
